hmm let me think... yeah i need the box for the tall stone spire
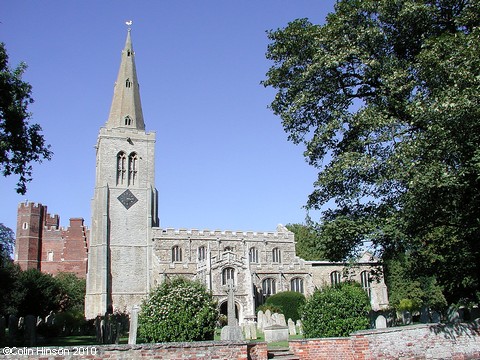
[106,28,145,130]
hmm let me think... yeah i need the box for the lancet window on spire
[116,151,127,185]
[125,78,132,88]
[128,152,138,186]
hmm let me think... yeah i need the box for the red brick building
[14,201,89,278]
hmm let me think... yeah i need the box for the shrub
[257,303,283,315]
[264,291,306,322]
[138,277,218,342]
[302,281,371,338]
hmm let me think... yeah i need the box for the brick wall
[2,341,268,360]
[289,323,480,360]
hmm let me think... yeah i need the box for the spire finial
[125,20,133,31]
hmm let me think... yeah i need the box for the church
[15,28,389,323]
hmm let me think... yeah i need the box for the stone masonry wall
[2,341,268,360]
[289,323,480,360]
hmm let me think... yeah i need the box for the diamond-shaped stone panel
[117,189,138,209]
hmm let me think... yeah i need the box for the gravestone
[272,312,279,325]
[244,323,251,340]
[18,317,24,330]
[420,306,430,323]
[288,318,297,335]
[257,310,264,331]
[250,322,257,339]
[264,324,289,343]
[375,314,387,329]
[46,311,55,326]
[128,305,139,345]
[402,311,412,325]
[220,279,243,340]
[265,309,272,327]
[25,315,36,346]
[277,313,287,327]
[37,316,44,327]
[471,306,480,321]
[0,316,5,342]
[431,311,441,323]
[8,315,18,343]
[296,319,303,335]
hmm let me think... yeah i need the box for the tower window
[291,277,304,293]
[171,246,182,262]
[116,152,127,185]
[272,247,281,263]
[22,222,29,230]
[124,116,132,126]
[222,267,235,285]
[330,271,341,286]
[128,152,138,185]
[198,246,206,261]
[47,251,54,262]
[126,78,131,88]
[249,247,258,263]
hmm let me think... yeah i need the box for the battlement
[18,201,42,209]
[154,224,294,241]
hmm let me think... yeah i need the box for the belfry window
[116,152,127,185]
[272,247,281,263]
[128,152,138,185]
[222,267,235,285]
[126,78,131,88]
[171,246,182,262]
[124,116,132,126]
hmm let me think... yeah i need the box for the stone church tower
[85,28,159,318]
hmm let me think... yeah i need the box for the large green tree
[0,42,52,194]
[0,223,15,266]
[286,223,327,260]
[263,0,480,303]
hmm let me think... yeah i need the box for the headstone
[288,318,297,335]
[277,313,287,327]
[46,311,55,326]
[95,316,102,343]
[420,306,429,323]
[0,316,5,342]
[250,322,257,340]
[458,307,466,321]
[402,311,412,325]
[375,314,387,329]
[37,316,44,327]
[296,319,303,335]
[18,317,24,330]
[272,313,279,325]
[471,305,480,321]
[265,309,272,327]
[25,315,36,346]
[244,323,251,340]
[431,311,441,323]
[128,305,139,345]
[220,279,244,340]
[447,306,460,324]
[263,324,289,343]
[100,319,106,344]
[257,310,264,331]
[8,315,18,343]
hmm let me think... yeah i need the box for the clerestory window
[249,247,258,263]
[272,247,281,263]
[171,246,182,262]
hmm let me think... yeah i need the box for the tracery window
[330,271,341,286]
[272,247,281,263]
[116,151,127,185]
[171,246,182,262]
[290,277,304,293]
[262,278,276,296]
[222,267,235,285]
[249,247,258,263]
[198,246,206,261]
[360,271,371,298]
[128,152,138,185]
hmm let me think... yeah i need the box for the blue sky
[1,1,336,234]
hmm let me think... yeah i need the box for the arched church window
[249,247,258,263]
[272,247,281,263]
[330,271,341,286]
[124,116,132,126]
[360,271,371,298]
[262,278,276,296]
[126,78,131,88]
[222,267,235,286]
[198,246,206,261]
[171,246,182,262]
[290,277,304,293]
[128,152,138,186]
[116,152,127,185]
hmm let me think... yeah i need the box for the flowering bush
[138,277,218,342]
[302,281,371,338]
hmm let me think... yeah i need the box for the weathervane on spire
[125,20,133,31]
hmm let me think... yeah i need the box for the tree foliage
[263,0,480,303]
[264,291,306,322]
[138,277,218,343]
[286,223,327,260]
[0,223,15,265]
[0,42,52,194]
[301,281,371,338]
